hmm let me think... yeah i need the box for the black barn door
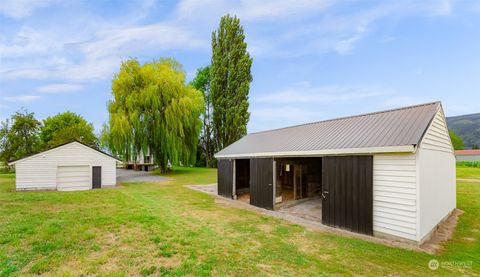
[322,156,373,235]
[92,166,102,189]
[250,158,274,210]
[217,159,234,198]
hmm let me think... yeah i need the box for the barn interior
[275,157,323,220]
[234,159,250,203]
[233,157,324,221]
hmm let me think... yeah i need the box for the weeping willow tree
[107,58,204,172]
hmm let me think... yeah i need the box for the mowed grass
[0,167,479,276]
[457,166,480,179]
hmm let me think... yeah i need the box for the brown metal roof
[216,102,441,158]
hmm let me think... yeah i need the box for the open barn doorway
[275,158,323,221]
[235,159,250,203]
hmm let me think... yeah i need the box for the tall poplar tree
[190,66,215,167]
[211,14,252,150]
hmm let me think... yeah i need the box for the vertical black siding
[322,156,373,235]
[250,158,274,210]
[217,159,233,198]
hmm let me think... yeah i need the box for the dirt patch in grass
[257,224,275,233]
[421,209,464,254]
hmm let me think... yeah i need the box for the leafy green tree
[99,123,114,154]
[0,121,9,166]
[40,111,97,148]
[107,58,204,172]
[0,109,42,166]
[449,130,464,150]
[190,66,215,167]
[473,144,479,150]
[211,14,253,150]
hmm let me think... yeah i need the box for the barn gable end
[416,106,456,241]
[419,107,453,153]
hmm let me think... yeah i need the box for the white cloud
[176,0,335,22]
[243,0,459,57]
[0,0,55,18]
[0,26,54,57]
[427,0,454,16]
[237,0,335,21]
[0,21,206,82]
[80,23,207,61]
[254,83,387,104]
[335,25,369,55]
[3,95,41,102]
[0,0,463,84]
[1,68,51,79]
[36,83,83,94]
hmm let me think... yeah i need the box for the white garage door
[57,166,90,191]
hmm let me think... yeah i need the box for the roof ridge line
[250,101,441,135]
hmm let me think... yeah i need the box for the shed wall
[15,143,117,190]
[373,154,418,241]
[417,107,456,241]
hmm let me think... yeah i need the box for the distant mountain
[446,113,480,148]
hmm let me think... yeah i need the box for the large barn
[9,141,120,191]
[215,102,456,244]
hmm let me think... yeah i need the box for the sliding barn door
[250,158,274,210]
[322,156,373,235]
[217,159,233,198]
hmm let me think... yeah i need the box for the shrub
[456,161,480,168]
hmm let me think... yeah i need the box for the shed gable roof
[8,141,121,165]
[216,102,441,158]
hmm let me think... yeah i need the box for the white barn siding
[420,108,453,153]
[373,154,418,241]
[417,108,456,241]
[15,142,117,191]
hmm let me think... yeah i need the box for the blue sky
[0,0,479,133]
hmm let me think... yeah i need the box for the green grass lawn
[0,167,479,276]
[457,167,480,179]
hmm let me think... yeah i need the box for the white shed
[9,141,120,191]
[215,102,456,244]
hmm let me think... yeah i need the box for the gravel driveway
[116,168,169,183]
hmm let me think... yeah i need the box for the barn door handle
[322,191,329,198]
